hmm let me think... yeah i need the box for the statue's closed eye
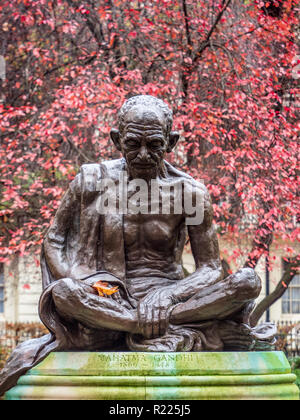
[126,140,140,148]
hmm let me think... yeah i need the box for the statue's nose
[138,146,150,160]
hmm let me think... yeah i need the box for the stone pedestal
[5,351,299,400]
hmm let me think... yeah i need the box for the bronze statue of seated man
[0,95,275,396]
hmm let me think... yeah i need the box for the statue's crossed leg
[52,268,261,341]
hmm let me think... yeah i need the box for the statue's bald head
[110,95,179,179]
[118,95,173,137]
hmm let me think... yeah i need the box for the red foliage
[0,0,299,266]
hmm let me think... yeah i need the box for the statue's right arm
[43,174,81,280]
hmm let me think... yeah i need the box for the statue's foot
[126,322,223,353]
[126,328,194,352]
[219,320,276,351]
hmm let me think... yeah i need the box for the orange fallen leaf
[92,281,119,297]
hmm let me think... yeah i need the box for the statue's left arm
[43,175,81,282]
[171,183,224,303]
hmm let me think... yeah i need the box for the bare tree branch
[250,257,300,327]
[65,0,107,48]
[66,137,94,163]
[192,0,232,66]
[244,222,273,269]
[181,0,193,54]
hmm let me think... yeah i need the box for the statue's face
[121,107,167,178]
[111,105,179,179]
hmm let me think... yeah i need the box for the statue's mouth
[133,162,156,169]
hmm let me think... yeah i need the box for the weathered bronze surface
[0,95,276,396]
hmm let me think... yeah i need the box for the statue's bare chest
[123,213,183,254]
[122,177,186,257]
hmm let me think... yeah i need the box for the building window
[282,261,300,314]
[0,264,4,314]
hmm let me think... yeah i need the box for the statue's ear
[110,128,122,152]
[167,131,180,153]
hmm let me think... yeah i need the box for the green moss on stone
[5,351,299,401]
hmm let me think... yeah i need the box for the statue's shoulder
[71,158,124,195]
[100,158,125,178]
[164,160,208,194]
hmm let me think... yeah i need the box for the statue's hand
[83,275,124,305]
[137,288,174,339]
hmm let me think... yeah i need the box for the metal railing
[274,321,300,358]
[0,322,48,369]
